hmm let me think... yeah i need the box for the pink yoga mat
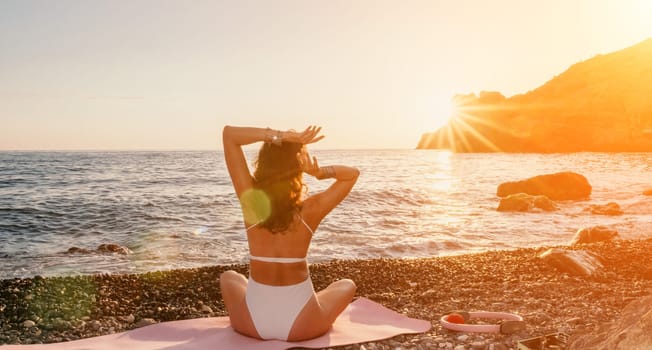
[3,298,431,350]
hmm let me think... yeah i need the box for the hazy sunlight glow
[1,0,650,150]
[429,98,457,130]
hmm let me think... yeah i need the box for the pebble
[22,320,35,328]
[200,305,213,314]
[134,318,157,328]
[456,334,469,342]
[89,320,101,331]
[54,319,70,331]
[119,314,135,323]
[492,343,509,350]
[566,316,582,324]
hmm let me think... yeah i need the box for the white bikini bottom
[245,276,315,340]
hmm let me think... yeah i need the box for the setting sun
[429,98,458,130]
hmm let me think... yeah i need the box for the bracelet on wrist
[265,128,283,146]
[317,166,336,179]
[273,130,282,146]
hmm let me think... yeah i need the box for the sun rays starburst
[422,98,558,152]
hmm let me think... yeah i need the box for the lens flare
[239,188,271,224]
[193,226,208,236]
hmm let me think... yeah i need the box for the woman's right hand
[297,148,322,178]
[284,125,324,145]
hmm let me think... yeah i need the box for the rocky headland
[417,37,652,152]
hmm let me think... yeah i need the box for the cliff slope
[418,38,652,152]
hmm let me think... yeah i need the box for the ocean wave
[379,239,466,257]
[0,222,37,231]
[624,199,652,214]
[2,151,652,278]
[0,179,40,187]
[143,214,186,222]
[0,206,66,217]
[348,188,436,207]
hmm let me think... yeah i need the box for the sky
[1,0,651,150]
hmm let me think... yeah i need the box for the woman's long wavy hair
[253,142,305,233]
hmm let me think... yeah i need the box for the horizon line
[0,147,425,152]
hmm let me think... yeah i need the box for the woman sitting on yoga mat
[220,125,359,341]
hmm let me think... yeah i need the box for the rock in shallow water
[585,202,624,215]
[497,193,558,212]
[570,226,619,245]
[66,247,92,254]
[496,171,592,200]
[96,244,133,255]
[66,244,132,255]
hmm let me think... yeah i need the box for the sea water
[1,150,651,278]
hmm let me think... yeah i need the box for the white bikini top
[247,215,313,264]
[249,255,306,263]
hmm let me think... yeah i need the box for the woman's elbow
[222,125,234,142]
[349,167,360,181]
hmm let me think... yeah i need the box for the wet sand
[2,238,651,349]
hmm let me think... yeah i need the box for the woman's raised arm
[222,126,267,196]
[298,149,359,226]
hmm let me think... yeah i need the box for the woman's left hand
[285,125,324,145]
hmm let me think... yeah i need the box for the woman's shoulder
[299,200,321,230]
[300,196,317,214]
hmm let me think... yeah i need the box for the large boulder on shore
[569,294,652,350]
[571,226,619,245]
[497,193,558,212]
[538,248,604,276]
[497,172,591,200]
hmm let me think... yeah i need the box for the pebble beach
[1,238,651,349]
